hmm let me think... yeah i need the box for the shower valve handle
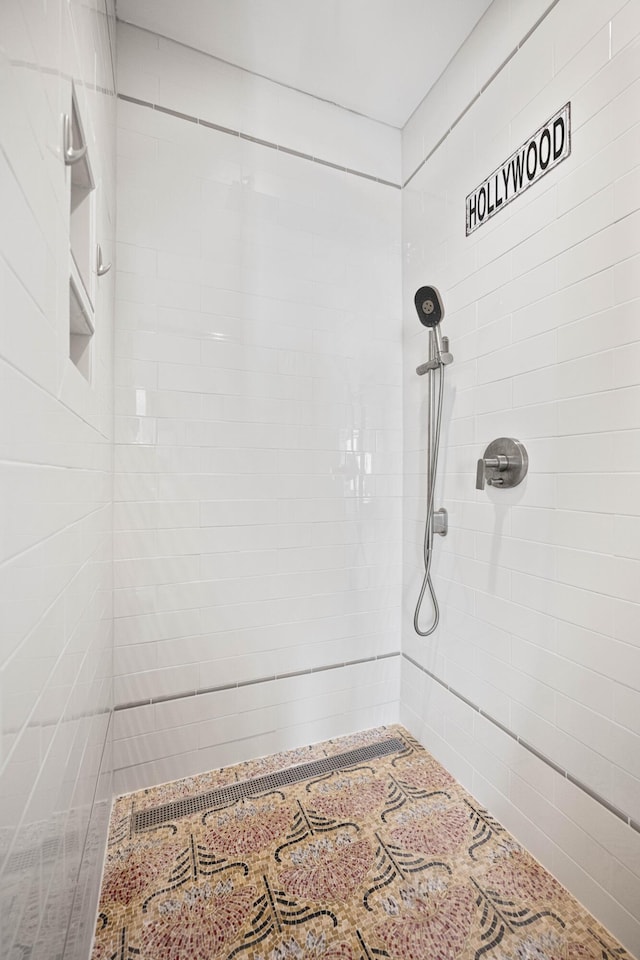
[476,438,529,491]
[476,456,508,489]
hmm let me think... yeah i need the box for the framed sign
[466,102,571,236]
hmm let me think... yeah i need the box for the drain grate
[132,737,405,833]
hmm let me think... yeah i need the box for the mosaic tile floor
[92,724,633,960]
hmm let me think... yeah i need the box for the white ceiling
[115,0,493,128]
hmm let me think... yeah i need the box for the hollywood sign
[466,102,571,235]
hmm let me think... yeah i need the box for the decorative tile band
[132,737,405,832]
[11,60,115,98]
[403,0,563,188]
[402,652,640,835]
[114,650,401,714]
[117,93,401,189]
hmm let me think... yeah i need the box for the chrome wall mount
[63,112,87,166]
[433,507,448,536]
[96,244,112,276]
[476,437,529,490]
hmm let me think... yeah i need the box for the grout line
[116,19,401,130]
[0,501,108,571]
[518,0,564,51]
[239,132,274,147]
[276,668,312,681]
[151,689,196,704]
[104,0,118,95]
[113,651,401,713]
[154,104,198,123]
[315,156,349,173]
[403,0,563,188]
[0,345,111,443]
[117,93,153,108]
[198,118,240,137]
[237,675,275,688]
[116,93,401,189]
[479,710,518,742]
[115,698,152,711]
[276,144,311,160]
[0,576,110,763]
[60,707,113,958]
[7,61,114,99]
[453,688,478,712]
[518,737,568,778]
[402,652,638,834]
[565,772,631,822]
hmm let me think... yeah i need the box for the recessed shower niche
[65,87,95,380]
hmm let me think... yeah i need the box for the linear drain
[132,737,405,833]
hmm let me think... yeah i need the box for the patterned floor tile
[92,724,634,960]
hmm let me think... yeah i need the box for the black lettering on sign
[553,115,566,159]
[502,165,510,199]
[526,140,537,180]
[466,102,571,236]
[513,151,526,193]
[478,185,487,220]
[539,128,551,169]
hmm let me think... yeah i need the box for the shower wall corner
[0,1,117,958]
[399,0,640,953]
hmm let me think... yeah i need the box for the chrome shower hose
[413,359,445,637]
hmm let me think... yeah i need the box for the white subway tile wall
[113,24,403,794]
[115,24,400,185]
[402,0,640,952]
[0,2,116,959]
[3,3,639,955]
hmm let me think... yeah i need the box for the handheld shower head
[415,284,453,375]
[414,285,444,327]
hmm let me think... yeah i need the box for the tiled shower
[1,1,639,958]
[112,21,403,791]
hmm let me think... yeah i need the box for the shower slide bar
[413,285,452,637]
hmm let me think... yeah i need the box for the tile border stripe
[403,0,563,188]
[402,652,640,835]
[114,650,401,713]
[117,93,400,189]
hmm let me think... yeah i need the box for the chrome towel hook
[96,244,112,277]
[63,113,87,166]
